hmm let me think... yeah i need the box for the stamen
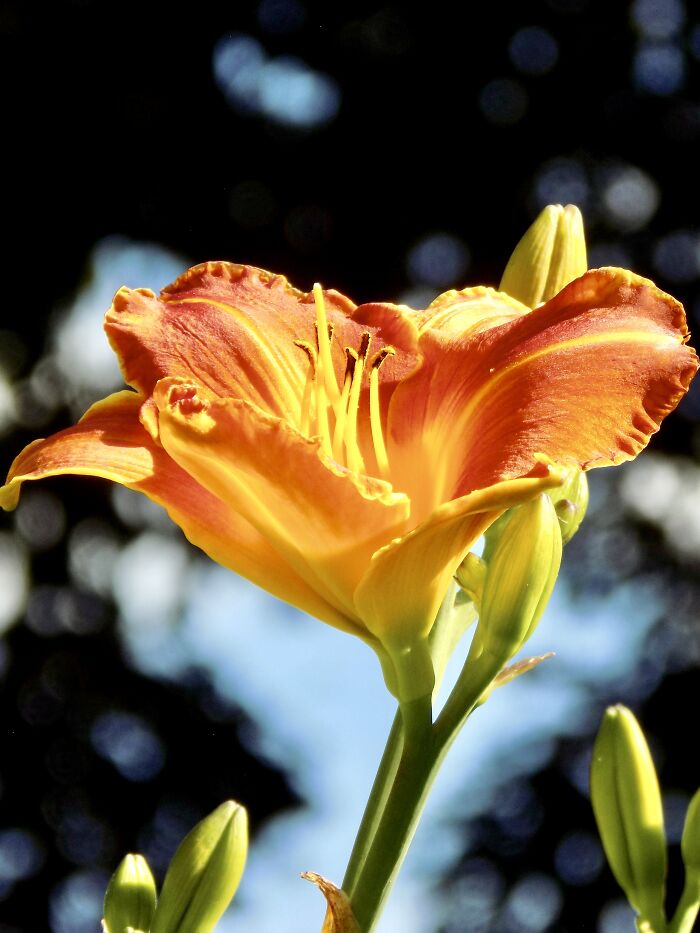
[312,284,341,409]
[332,349,357,461]
[315,382,333,457]
[344,335,371,475]
[369,347,395,482]
[294,340,316,436]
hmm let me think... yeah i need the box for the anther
[358,331,371,360]
[332,349,357,461]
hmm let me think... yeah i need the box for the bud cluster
[102,800,248,933]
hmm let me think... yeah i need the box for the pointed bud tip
[149,800,248,933]
[103,853,157,933]
[681,787,700,876]
[500,203,587,307]
[591,705,666,920]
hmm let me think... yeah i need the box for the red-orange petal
[152,377,411,630]
[105,262,357,421]
[388,268,698,517]
[0,391,353,631]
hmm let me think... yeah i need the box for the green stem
[434,650,502,748]
[345,650,503,930]
[668,874,700,933]
[343,599,519,930]
[348,694,437,932]
[342,709,404,898]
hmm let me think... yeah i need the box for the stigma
[295,284,394,482]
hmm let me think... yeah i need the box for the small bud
[478,494,562,663]
[455,552,487,608]
[481,509,515,563]
[682,787,700,878]
[590,705,667,925]
[548,468,589,544]
[500,204,587,307]
[150,800,248,933]
[103,854,157,933]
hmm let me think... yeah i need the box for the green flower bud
[681,787,700,878]
[478,494,562,663]
[500,204,587,308]
[590,705,667,926]
[150,800,248,933]
[455,552,487,608]
[548,468,589,544]
[103,854,157,933]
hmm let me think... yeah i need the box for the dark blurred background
[1,1,700,931]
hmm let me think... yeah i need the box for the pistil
[332,349,357,462]
[369,347,395,482]
[312,284,341,409]
[344,333,371,475]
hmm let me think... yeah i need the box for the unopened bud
[150,800,248,933]
[549,468,589,544]
[455,552,487,608]
[103,854,157,933]
[682,787,700,878]
[478,494,562,663]
[500,204,587,307]
[590,705,667,925]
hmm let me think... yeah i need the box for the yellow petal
[153,378,411,635]
[416,286,529,336]
[354,463,566,652]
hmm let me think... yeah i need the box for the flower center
[295,284,394,482]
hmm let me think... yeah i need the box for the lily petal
[354,463,566,648]
[105,262,358,421]
[0,390,352,631]
[153,378,411,630]
[388,268,698,516]
[415,286,530,336]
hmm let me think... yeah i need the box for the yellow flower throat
[295,284,394,482]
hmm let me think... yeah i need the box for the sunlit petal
[105,262,357,421]
[0,390,350,630]
[152,377,411,630]
[354,463,565,648]
[388,268,698,517]
[416,286,530,336]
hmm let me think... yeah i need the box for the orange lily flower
[1,261,696,698]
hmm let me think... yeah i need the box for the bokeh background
[1,1,700,930]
